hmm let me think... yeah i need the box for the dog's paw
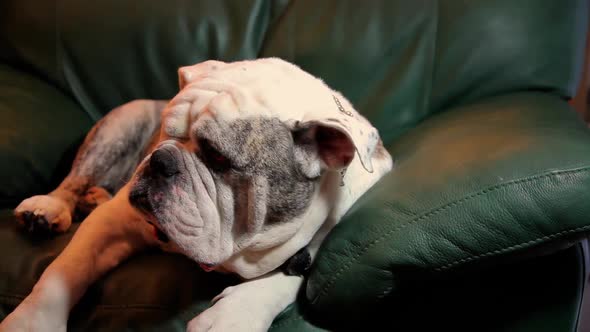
[186,289,271,332]
[77,186,112,216]
[14,195,72,234]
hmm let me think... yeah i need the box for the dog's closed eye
[197,138,232,172]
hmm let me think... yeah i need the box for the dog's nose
[149,149,179,177]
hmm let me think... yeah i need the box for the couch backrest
[1,0,587,142]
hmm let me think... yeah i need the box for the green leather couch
[1,0,590,331]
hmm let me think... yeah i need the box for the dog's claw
[20,212,53,236]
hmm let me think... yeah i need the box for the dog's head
[129,58,392,277]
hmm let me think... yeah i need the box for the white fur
[164,58,379,172]
[187,273,302,332]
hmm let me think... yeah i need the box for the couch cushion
[0,64,93,207]
[1,0,291,121]
[307,243,586,331]
[1,0,586,141]
[306,93,590,322]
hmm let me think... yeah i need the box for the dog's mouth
[199,263,216,272]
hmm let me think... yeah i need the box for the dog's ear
[177,60,226,90]
[292,124,355,177]
[293,93,380,174]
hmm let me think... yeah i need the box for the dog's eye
[198,138,231,172]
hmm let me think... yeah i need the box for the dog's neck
[220,152,392,279]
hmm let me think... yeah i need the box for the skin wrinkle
[217,180,237,258]
[250,176,268,234]
[187,155,208,231]
[152,175,194,229]
[185,146,227,260]
[193,154,217,200]
[194,172,215,231]
[232,178,249,240]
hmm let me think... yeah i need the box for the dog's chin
[168,230,231,267]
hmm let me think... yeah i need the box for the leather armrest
[0,64,93,207]
[306,92,590,320]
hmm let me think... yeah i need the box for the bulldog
[0,58,392,331]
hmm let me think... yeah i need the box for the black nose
[149,149,179,177]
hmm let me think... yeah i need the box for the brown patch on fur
[49,176,92,213]
[77,186,112,216]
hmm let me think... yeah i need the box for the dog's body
[0,58,392,331]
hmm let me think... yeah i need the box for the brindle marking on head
[196,118,318,225]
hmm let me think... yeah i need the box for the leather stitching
[434,224,590,271]
[312,166,590,304]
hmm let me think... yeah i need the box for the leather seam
[312,166,590,304]
[434,225,590,271]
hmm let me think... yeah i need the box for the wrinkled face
[129,116,325,268]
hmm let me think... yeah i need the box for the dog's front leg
[187,272,303,332]
[0,184,156,332]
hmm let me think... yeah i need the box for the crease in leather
[56,30,102,122]
[423,0,439,114]
[269,314,304,331]
[257,0,294,58]
[435,225,590,271]
[311,165,590,305]
[383,201,417,218]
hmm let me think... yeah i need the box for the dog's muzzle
[129,147,179,210]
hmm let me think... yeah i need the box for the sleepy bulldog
[0,58,392,331]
